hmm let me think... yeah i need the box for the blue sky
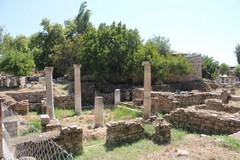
[1,0,240,65]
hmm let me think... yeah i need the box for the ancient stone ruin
[106,119,144,144]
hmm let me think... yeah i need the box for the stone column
[94,96,104,128]
[114,89,121,105]
[74,64,82,115]
[44,67,55,119]
[0,99,3,159]
[142,61,152,119]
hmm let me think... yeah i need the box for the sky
[0,0,240,66]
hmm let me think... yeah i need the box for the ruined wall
[6,91,46,103]
[9,100,29,115]
[14,125,83,158]
[164,106,240,134]
[153,120,172,144]
[106,119,144,144]
[166,54,202,82]
[54,126,83,155]
[132,88,230,114]
[201,99,240,113]
[54,95,74,109]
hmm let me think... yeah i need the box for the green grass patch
[171,128,188,144]
[76,139,162,160]
[55,108,75,119]
[213,135,240,151]
[113,105,141,120]
[143,124,155,135]
[21,118,41,136]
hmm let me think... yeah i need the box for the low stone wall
[200,99,240,113]
[153,120,172,144]
[54,126,83,155]
[6,91,46,103]
[54,95,74,109]
[164,106,240,134]
[133,88,230,114]
[106,119,144,144]
[12,125,83,158]
[9,100,29,115]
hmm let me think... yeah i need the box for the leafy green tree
[30,18,65,73]
[219,63,229,76]
[202,55,219,80]
[235,44,240,64]
[74,1,92,34]
[53,34,83,78]
[233,65,240,76]
[0,26,5,55]
[0,51,35,85]
[145,36,171,56]
[2,34,15,53]
[14,35,30,53]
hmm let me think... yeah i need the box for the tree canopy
[235,44,240,64]
[219,63,229,76]
[0,51,35,85]
[202,55,219,80]
[1,1,192,83]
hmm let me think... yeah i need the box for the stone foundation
[6,91,46,103]
[153,120,172,144]
[201,99,240,113]
[164,106,240,134]
[133,88,230,114]
[13,125,83,158]
[54,95,74,109]
[54,126,83,155]
[41,115,61,132]
[9,100,29,115]
[106,119,144,144]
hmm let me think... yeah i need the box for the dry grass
[141,134,240,160]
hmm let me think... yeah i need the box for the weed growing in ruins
[144,124,155,135]
[214,135,240,151]
[21,118,41,136]
[171,128,188,144]
[113,105,141,120]
[55,108,75,119]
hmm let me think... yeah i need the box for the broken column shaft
[44,67,55,119]
[74,64,82,115]
[142,61,152,119]
[94,96,104,128]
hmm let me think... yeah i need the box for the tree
[74,1,92,34]
[219,63,229,76]
[233,65,240,77]
[0,26,5,55]
[202,55,219,80]
[30,18,65,73]
[53,34,83,78]
[145,36,171,56]
[0,51,35,85]
[234,44,240,64]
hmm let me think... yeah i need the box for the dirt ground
[141,134,240,160]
